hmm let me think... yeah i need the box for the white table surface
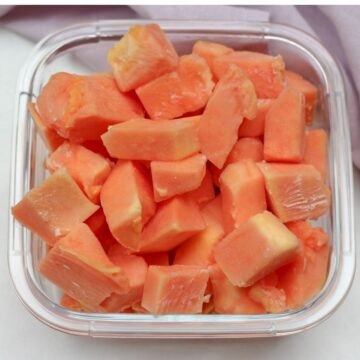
[0,26,359,360]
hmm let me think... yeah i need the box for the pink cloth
[1,5,359,167]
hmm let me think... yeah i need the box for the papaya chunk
[264,88,306,163]
[174,196,224,266]
[213,51,285,98]
[108,24,179,92]
[214,211,299,287]
[151,154,207,202]
[60,294,88,312]
[238,99,273,138]
[220,160,267,233]
[209,265,265,314]
[192,40,234,77]
[227,137,264,164]
[39,224,129,311]
[286,220,329,251]
[100,161,156,251]
[101,244,148,312]
[277,231,330,310]
[306,227,329,250]
[207,138,264,189]
[198,65,257,169]
[46,142,112,203]
[36,72,75,129]
[249,283,286,314]
[84,209,119,252]
[102,119,200,161]
[285,70,317,124]
[12,168,98,246]
[141,265,209,314]
[28,102,64,151]
[177,115,202,129]
[186,169,215,205]
[303,129,328,181]
[136,54,214,120]
[140,196,205,253]
[258,163,331,222]
[37,73,144,142]
[286,221,313,242]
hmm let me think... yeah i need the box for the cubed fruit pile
[12,23,331,315]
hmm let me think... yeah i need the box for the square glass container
[8,20,355,338]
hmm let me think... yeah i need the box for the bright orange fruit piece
[286,220,329,251]
[258,163,331,222]
[140,196,205,253]
[198,65,257,169]
[177,115,202,129]
[213,51,285,98]
[101,244,148,312]
[108,24,179,92]
[264,88,306,163]
[39,223,129,311]
[192,40,234,77]
[136,54,214,120]
[227,137,264,164]
[207,138,263,189]
[100,161,156,251]
[46,142,112,203]
[248,283,286,314]
[174,196,224,266]
[102,119,200,161]
[285,70,317,124]
[60,294,88,312]
[220,160,267,233]
[238,99,273,138]
[186,169,215,205]
[151,153,207,202]
[306,227,329,250]
[278,224,330,310]
[214,211,299,287]
[141,265,209,314]
[28,102,64,151]
[84,209,118,252]
[12,168,98,246]
[36,72,75,129]
[303,129,328,181]
[209,265,265,314]
[37,73,144,142]
[286,220,313,242]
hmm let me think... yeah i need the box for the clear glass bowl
[8,20,355,338]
